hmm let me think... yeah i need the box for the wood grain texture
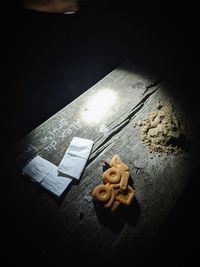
[4,63,199,265]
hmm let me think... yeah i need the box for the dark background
[2,1,199,266]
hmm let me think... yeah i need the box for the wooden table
[4,62,199,265]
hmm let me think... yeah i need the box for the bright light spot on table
[81,89,117,124]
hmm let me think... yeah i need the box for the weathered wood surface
[4,63,199,265]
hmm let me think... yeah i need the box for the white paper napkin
[22,155,50,183]
[58,137,94,180]
[22,155,72,197]
[41,171,71,197]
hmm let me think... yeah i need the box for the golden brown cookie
[92,154,135,211]
[110,154,129,171]
[102,167,121,184]
[116,185,135,205]
[92,184,111,203]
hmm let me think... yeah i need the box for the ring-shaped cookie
[92,184,111,202]
[102,167,121,184]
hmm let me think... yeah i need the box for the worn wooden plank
[4,63,199,265]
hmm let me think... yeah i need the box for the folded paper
[58,137,94,180]
[22,155,71,197]
[22,137,93,196]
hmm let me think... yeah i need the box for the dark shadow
[128,174,134,187]
[94,174,140,233]
[94,197,140,233]
[102,161,111,172]
[168,133,191,153]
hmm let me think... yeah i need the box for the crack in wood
[89,86,159,167]
[142,79,162,95]
[105,83,157,130]
[87,139,116,165]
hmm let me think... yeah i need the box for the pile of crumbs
[137,102,188,154]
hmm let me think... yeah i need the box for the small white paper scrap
[22,155,72,197]
[58,137,94,180]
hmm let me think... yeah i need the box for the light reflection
[81,89,117,124]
